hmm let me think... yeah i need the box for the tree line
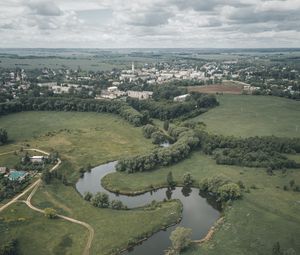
[199,133,300,170]
[126,93,219,121]
[116,126,200,173]
[117,123,300,173]
[0,97,149,127]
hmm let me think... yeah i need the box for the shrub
[91,192,110,208]
[83,192,93,201]
[44,208,57,219]
[217,183,241,202]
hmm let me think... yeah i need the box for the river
[76,161,220,255]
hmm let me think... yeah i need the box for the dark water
[76,162,220,255]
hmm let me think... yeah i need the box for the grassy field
[31,181,182,255]
[0,111,154,182]
[103,152,300,255]
[194,95,300,138]
[0,203,87,255]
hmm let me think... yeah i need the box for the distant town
[1,57,299,104]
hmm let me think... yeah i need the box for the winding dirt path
[0,148,94,255]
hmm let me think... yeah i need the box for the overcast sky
[0,0,299,48]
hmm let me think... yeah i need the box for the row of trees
[142,124,173,144]
[0,97,148,127]
[84,191,127,210]
[199,133,300,169]
[126,93,219,121]
[116,127,200,173]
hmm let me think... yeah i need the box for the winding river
[76,161,220,255]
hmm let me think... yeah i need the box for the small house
[0,167,7,174]
[30,156,45,163]
[174,94,190,102]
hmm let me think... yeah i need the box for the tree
[218,183,241,202]
[183,172,193,186]
[272,242,282,255]
[83,192,93,201]
[111,200,125,210]
[167,171,176,187]
[41,169,51,184]
[91,192,110,208]
[151,131,168,144]
[289,180,295,187]
[164,120,170,131]
[169,227,192,253]
[0,239,18,255]
[0,128,8,145]
[44,208,57,219]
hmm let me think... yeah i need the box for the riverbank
[101,152,300,255]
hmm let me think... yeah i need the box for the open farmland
[194,94,300,138]
[188,83,243,95]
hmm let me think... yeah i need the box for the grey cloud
[127,10,173,27]
[170,0,251,12]
[227,7,300,24]
[198,17,223,27]
[27,1,63,16]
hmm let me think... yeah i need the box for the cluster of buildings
[97,86,153,100]
[119,62,212,84]
[0,155,47,182]
[0,167,29,182]
[37,82,91,95]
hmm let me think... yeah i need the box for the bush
[110,200,126,210]
[167,171,176,187]
[0,239,18,255]
[183,172,193,186]
[44,208,57,219]
[0,128,8,145]
[91,192,110,208]
[83,192,93,201]
[217,183,241,202]
[169,227,192,252]
[142,124,158,139]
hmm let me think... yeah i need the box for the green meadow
[195,95,300,138]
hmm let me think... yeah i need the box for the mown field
[195,95,300,138]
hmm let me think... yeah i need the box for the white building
[30,156,46,163]
[37,82,58,88]
[174,94,190,102]
[127,91,153,100]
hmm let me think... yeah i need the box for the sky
[0,0,299,48]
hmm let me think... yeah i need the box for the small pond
[76,162,220,255]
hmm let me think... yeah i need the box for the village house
[174,94,190,102]
[30,156,46,163]
[127,90,153,100]
[0,167,7,174]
